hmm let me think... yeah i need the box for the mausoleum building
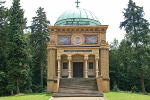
[47,1,110,94]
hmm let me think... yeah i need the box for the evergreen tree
[120,0,150,93]
[30,7,50,91]
[0,0,6,6]
[0,1,9,96]
[7,0,28,95]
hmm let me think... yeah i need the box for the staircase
[53,78,103,97]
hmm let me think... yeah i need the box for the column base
[84,76,88,78]
[68,76,72,78]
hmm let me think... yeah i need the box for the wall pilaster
[99,41,110,92]
[47,42,56,93]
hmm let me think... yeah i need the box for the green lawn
[0,93,52,100]
[104,92,150,100]
[0,92,150,100]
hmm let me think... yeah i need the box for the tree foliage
[30,7,50,91]
[119,0,150,93]
[7,0,28,95]
[109,38,150,93]
[0,1,10,96]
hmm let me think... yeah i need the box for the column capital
[84,55,88,60]
[95,55,99,60]
[67,55,72,60]
[57,55,61,60]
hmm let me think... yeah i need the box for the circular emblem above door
[71,34,84,45]
[74,36,82,44]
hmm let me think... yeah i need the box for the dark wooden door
[73,62,83,77]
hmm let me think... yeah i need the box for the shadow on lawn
[14,92,52,97]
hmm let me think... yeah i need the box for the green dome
[54,7,101,26]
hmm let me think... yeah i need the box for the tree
[0,1,9,96]
[7,0,28,95]
[30,7,50,91]
[0,0,6,6]
[120,0,150,93]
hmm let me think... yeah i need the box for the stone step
[53,93,104,97]
[58,89,100,94]
[53,78,103,97]
[59,86,97,90]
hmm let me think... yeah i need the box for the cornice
[48,25,108,33]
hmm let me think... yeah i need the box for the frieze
[86,37,97,43]
[58,35,71,45]
[64,50,92,52]
[84,35,98,44]
[59,37,70,43]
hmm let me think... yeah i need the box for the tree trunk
[11,90,13,95]
[140,72,145,93]
[40,54,43,92]
[17,77,20,94]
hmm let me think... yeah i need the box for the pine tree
[30,7,50,91]
[120,0,150,93]
[7,0,28,95]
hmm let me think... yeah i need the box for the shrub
[113,85,120,92]
[31,84,42,93]
[25,89,32,94]
[131,86,139,93]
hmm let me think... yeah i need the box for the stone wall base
[47,80,54,93]
[103,78,110,92]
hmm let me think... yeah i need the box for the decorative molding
[101,40,106,45]
[84,35,98,44]
[47,25,108,33]
[74,36,82,44]
[57,55,61,60]
[58,35,71,45]
[47,42,56,50]
[67,55,72,61]
[95,55,99,60]
[50,41,55,44]
[100,29,106,34]
[84,55,88,60]
[71,34,85,45]
[57,47,100,49]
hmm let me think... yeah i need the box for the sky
[3,0,150,43]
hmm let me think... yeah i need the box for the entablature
[47,25,108,33]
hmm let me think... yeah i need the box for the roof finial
[75,0,80,8]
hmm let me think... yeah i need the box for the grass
[104,92,150,100]
[0,93,52,100]
[0,92,150,100]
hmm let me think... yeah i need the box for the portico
[56,48,100,78]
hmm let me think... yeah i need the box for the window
[89,62,93,69]
[63,62,68,69]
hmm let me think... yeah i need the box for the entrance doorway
[73,62,83,77]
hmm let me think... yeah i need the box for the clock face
[74,36,82,44]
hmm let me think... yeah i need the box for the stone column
[95,56,99,77]
[57,56,61,78]
[84,55,88,78]
[67,55,72,78]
